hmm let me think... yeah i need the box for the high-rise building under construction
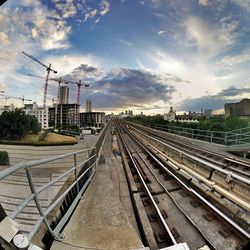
[59,86,69,104]
[86,100,92,112]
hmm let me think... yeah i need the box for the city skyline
[0,0,250,114]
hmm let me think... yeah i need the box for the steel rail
[119,131,177,246]
[138,123,250,169]
[131,126,250,185]
[124,128,214,247]
[127,128,250,240]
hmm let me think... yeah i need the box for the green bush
[0,151,9,165]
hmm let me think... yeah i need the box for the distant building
[56,104,80,129]
[23,102,48,129]
[86,100,92,112]
[59,86,69,104]
[204,109,212,118]
[164,106,176,122]
[225,99,250,118]
[80,112,105,129]
[48,107,56,127]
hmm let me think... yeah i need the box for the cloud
[100,0,110,16]
[216,49,250,69]
[53,1,78,19]
[184,16,239,58]
[217,86,250,97]
[177,86,250,112]
[158,30,167,36]
[0,2,71,51]
[0,32,9,46]
[59,66,179,109]
[84,9,98,21]
[118,39,133,46]
[81,0,110,23]
[198,0,208,6]
[232,0,250,12]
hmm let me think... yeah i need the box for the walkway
[51,130,146,250]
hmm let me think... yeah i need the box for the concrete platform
[51,163,144,250]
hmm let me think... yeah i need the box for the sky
[0,0,250,114]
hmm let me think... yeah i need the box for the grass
[44,132,76,143]
[0,132,77,145]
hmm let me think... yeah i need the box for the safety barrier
[0,121,110,249]
[145,123,250,146]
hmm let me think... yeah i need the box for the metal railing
[145,123,250,146]
[0,121,110,246]
[0,148,96,242]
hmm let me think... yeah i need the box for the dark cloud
[177,86,250,112]
[64,64,103,82]
[86,68,176,108]
[59,66,181,109]
[217,86,250,97]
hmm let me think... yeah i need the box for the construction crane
[28,73,64,103]
[27,74,89,105]
[22,51,57,109]
[0,94,32,107]
[65,79,89,106]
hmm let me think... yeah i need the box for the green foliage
[125,116,249,132]
[224,117,249,131]
[0,151,9,165]
[125,115,167,126]
[0,109,40,139]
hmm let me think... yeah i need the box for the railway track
[115,120,250,250]
[130,123,250,178]
[127,123,250,211]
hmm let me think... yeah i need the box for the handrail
[0,147,95,180]
[144,123,250,146]
[0,120,110,247]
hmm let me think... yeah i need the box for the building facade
[86,100,92,112]
[23,102,48,129]
[80,112,105,129]
[164,106,176,122]
[56,104,80,129]
[59,86,69,104]
[225,99,250,118]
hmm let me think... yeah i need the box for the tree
[0,109,40,139]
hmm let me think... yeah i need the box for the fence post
[25,167,57,239]
[224,132,227,146]
[74,154,79,193]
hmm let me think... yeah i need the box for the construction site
[0,51,104,131]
